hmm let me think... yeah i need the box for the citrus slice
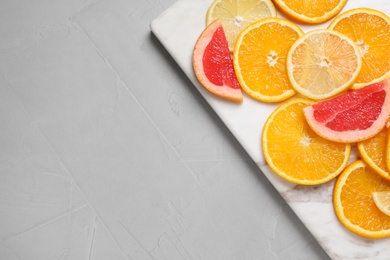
[373,191,390,217]
[387,128,390,172]
[233,18,303,102]
[287,29,362,100]
[303,79,390,143]
[272,0,347,24]
[358,128,390,180]
[193,19,242,102]
[328,8,390,89]
[206,0,276,52]
[333,160,390,239]
[262,98,351,185]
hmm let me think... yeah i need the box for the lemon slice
[373,191,390,217]
[206,0,276,52]
[287,29,362,100]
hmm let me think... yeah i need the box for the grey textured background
[0,0,330,259]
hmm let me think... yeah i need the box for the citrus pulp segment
[193,19,243,102]
[262,98,351,185]
[206,0,276,52]
[358,128,390,181]
[373,191,390,217]
[387,127,390,173]
[287,29,362,100]
[303,79,390,143]
[328,8,390,89]
[333,160,390,239]
[272,0,348,24]
[233,18,303,102]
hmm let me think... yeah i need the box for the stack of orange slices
[192,0,390,239]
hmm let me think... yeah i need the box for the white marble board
[150,0,390,259]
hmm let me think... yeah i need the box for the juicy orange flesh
[311,83,385,131]
[279,0,340,17]
[330,13,390,84]
[238,22,300,96]
[265,101,348,180]
[387,127,390,172]
[203,26,241,89]
[290,32,360,96]
[340,166,390,231]
[359,128,388,174]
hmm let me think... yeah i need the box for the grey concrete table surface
[0,0,330,259]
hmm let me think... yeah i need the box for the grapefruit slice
[193,19,242,102]
[303,78,390,143]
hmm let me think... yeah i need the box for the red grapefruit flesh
[193,19,242,102]
[303,78,390,143]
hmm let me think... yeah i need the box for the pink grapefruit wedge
[304,78,390,143]
[193,19,242,102]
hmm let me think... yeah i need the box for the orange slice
[206,0,276,52]
[262,98,351,185]
[333,160,390,239]
[272,0,347,24]
[387,128,390,173]
[358,128,390,180]
[193,19,242,102]
[304,79,390,143]
[328,8,390,89]
[233,18,303,102]
[287,29,362,100]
